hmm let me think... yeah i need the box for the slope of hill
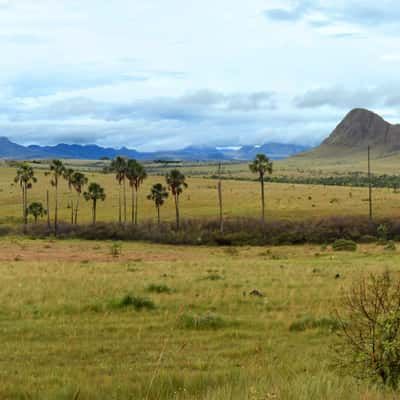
[0,138,311,161]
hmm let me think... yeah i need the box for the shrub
[336,272,400,388]
[384,241,396,251]
[178,313,227,330]
[202,273,224,281]
[332,239,357,252]
[146,284,172,294]
[359,235,377,244]
[109,294,155,311]
[289,315,340,332]
[377,224,389,241]
[110,242,122,257]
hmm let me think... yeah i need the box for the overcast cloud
[1,0,400,150]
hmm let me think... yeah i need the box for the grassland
[0,238,399,399]
[2,164,400,227]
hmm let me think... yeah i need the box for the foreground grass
[0,238,400,399]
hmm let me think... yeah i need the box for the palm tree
[126,159,147,224]
[14,164,37,232]
[83,183,106,225]
[71,172,88,224]
[147,183,169,224]
[165,169,187,230]
[110,156,127,225]
[249,154,273,234]
[27,202,47,224]
[63,167,75,223]
[48,159,66,233]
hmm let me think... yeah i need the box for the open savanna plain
[1,162,400,225]
[2,158,400,399]
[1,238,400,399]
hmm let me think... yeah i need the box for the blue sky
[1,0,400,150]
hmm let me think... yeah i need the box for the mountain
[322,108,400,151]
[0,138,311,161]
[294,108,400,162]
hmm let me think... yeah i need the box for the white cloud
[0,1,400,150]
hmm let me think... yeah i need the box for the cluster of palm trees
[13,154,203,232]
[107,156,188,229]
[14,154,273,233]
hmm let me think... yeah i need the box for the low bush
[10,215,400,246]
[109,294,155,311]
[332,239,357,252]
[289,315,341,332]
[146,284,172,294]
[178,313,227,330]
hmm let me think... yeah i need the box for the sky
[1,0,400,151]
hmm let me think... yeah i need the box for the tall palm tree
[110,156,127,225]
[83,183,106,225]
[14,164,37,233]
[249,154,273,234]
[165,169,187,230]
[147,183,169,225]
[48,159,66,234]
[126,159,147,224]
[27,201,47,224]
[63,167,75,223]
[71,172,88,224]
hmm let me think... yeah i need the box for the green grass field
[2,159,400,399]
[0,238,399,399]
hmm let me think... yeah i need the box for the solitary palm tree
[83,183,106,225]
[110,156,127,225]
[165,169,187,230]
[249,154,273,235]
[14,164,37,233]
[48,160,66,234]
[126,159,147,224]
[71,172,88,224]
[147,183,169,224]
[27,201,47,224]
[63,167,75,223]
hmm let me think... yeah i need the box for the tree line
[14,154,272,235]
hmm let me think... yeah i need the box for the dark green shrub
[384,241,396,251]
[359,235,377,244]
[109,294,155,311]
[178,313,227,330]
[289,315,340,332]
[332,239,357,252]
[146,284,172,294]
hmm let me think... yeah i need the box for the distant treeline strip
[210,172,400,189]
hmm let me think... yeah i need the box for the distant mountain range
[0,137,311,161]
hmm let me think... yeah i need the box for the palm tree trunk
[34,216,38,224]
[93,200,97,225]
[54,182,58,234]
[131,186,135,225]
[22,184,27,233]
[118,182,122,225]
[175,194,180,230]
[157,206,160,225]
[74,195,80,224]
[218,180,223,234]
[135,187,139,225]
[123,178,127,224]
[46,190,51,230]
[24,183,28,227]
[70,200,74,224]
[260,175,265,236]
